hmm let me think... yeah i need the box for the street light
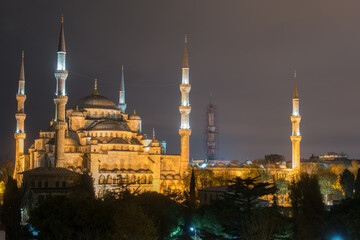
[190,226,196,239]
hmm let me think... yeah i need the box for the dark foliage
[340,169,355,199]
[290,173,325,240]
[354,168,360,199]
[69,170,95,199]
[326,198,360,240]
[1,177,21,240]
[225,176,277,220]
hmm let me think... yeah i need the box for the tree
[317,168,337,204]
[243,208,293,240]
[354,168,360,199]
[1,177,21,240]
[326,198,360,240]
[69,171,95,199]
[134,192,181,240]
[340,169,355,198]
[275,177,289,206]
[189,168,196,209]
[290,173,325,240]
[0,160,14,183]
[112,201,158,240]
[225,176,277,220]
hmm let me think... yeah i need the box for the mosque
[13,18,192,195]
[13,18,302,199]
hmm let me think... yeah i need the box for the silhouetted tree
[340,169,355,198]
[326,198,360,240]
[134,192,181,239]
[189,168,196,209]
[70,170,95,199]
[1,177,21,240]
[225,176,277,221]
[354,168,360,199]
[290,173,325,240]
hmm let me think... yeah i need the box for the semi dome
[75,94,118,110]
[88,120,131,131]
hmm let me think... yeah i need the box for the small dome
[88,120,131,131]
[75,94,117,110]
[129,114,141,120]
[71,110,84,117]
[65,137,78,146]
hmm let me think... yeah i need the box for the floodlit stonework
[13,18,190,195]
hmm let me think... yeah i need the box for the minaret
[118,65,127,112]
[53,15,69,167]
[290,71,301,170]
[179,35,191,175]
[206,92,217,160]
[14,51,27,183]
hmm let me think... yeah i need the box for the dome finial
[92,78,99,95]
[134,109,136,115]
[153,128,155,140]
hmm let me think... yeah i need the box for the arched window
[148,175,153,184]
[130,175,136,184]
[106,175,112,184]
[141,175,146,184]
[99,175,105,184]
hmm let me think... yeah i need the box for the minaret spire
[179,35,192,176]
[58,14,66,52]
[14,51,27,183]
[293,70,299,98]
[183,35,189,68]
[54,15,69,167]
[290,71,302,170]
[118,65,127,112]
[18,51,25,95]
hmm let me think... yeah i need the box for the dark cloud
[1,0,360,162]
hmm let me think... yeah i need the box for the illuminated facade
[14,51,27,184]
[179,35,191,175]
[14,18,190,194]
[290,71,302,170]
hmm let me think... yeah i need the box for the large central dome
[75,93,118,110]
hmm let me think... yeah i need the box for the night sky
[2,0,360,163]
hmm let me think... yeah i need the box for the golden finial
[134,109,136,115]
[294,70,296,79]
[92,78,99,95]
[61,14,64,23]
[122,64,124,71]
[21,50,24,59]
[184,34,187,44]
[209,91,213,104]
[152,128,155,140]
[76,105,79,111]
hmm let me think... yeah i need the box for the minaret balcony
[179,106,191,114]
[180,84,191,92]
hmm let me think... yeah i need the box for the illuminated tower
[290,71,301,170]
[206,92,217,160]
[118,65,127,112]
[179,35,191,174]
[14,51,27,183]
[54,16,68,167]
